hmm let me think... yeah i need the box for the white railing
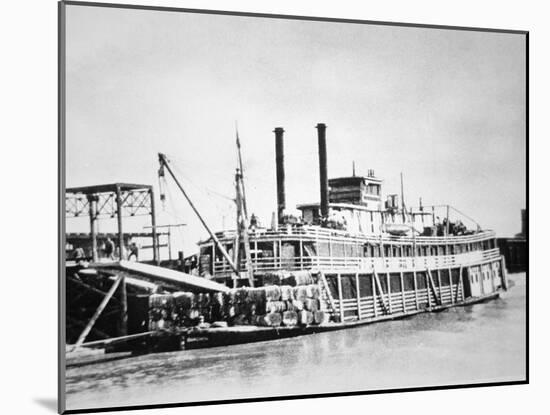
[207,225,496,246]
[212,248,502,276]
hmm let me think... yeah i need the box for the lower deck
[319,257,506,322]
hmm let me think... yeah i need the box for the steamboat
[158,123,507,334]
[66,123,508,355]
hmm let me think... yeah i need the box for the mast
[235,168,255,287]
[158,153,239,275]
[400,172,406,223]
[235,125,248,219]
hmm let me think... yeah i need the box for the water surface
[66,273,526,410]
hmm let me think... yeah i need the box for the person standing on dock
[104,237,115,260]
[128,241,139,262]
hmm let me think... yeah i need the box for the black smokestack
[274,127,286,225]
[316,123,329,223]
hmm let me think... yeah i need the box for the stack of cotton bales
[148,293,175,331]
[224,277,329,327]
[147,271,330,331]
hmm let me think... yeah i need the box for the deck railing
[206,225,496,246]
[212,248,502,277]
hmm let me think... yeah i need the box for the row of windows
[325,270,462,299]
[364,239,496,258]
[209,238,496,261]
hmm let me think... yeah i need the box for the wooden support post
[372,267,389,314]
[426,268,441,305]
[329,234,333,269]
[456,265,463,302]
[337,273,344,322]
[87,195,98,262]
[271,240,276,269]
[211,244,215,276]
[149,188,159,265]
[279,239,282,269]
[115,185,125,260]
[426,272,432,308]
[387,273,392,314]
[449,267,454,304]
[436,269,442,303]
[372,273,378,317]
[299,238,303,270]
[355,272,361,319]
[71,274,123,351]
[413,270,419,310]
[119,276,127,336]
[319,271,337,314]
[400,271,406,312]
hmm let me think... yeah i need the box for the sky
[65,4,526,257]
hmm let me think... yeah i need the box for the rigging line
[449,206,481,227]
[166,154,235,182]
[167,151,273,191]
[169,162,235,203]
[164,174,234,228]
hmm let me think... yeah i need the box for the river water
[65,272,526,411]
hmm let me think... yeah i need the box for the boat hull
[184,291,500,349]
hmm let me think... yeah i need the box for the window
[346,243,359,257]
[404,273,415,291]
[451,268,460,285]
[392,245,400,257]
[440,269,450,286]
[341,275,357,299]
[416,272,427,289]
[359,275,373,296]
[317,241,330,256]
[390,273,402,292]
[332,242,345,257]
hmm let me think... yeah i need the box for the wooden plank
[71,331,156,350]
[319,271,337,314]
[449,267,455,304]
[387,273,392,314]
[71,275,123,352]
[413,270,419,310]
[437,269,443,303]
[372,267,389,314]
[337,273,344,322]
[119,276,127,336]
[355,273,362,319]
[400,271,406,312]
[456,265,464,302]
[426,268,441,305]
[93,261,230,293]
[372,273,378,318]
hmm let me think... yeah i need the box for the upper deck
[198,224,499,281]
